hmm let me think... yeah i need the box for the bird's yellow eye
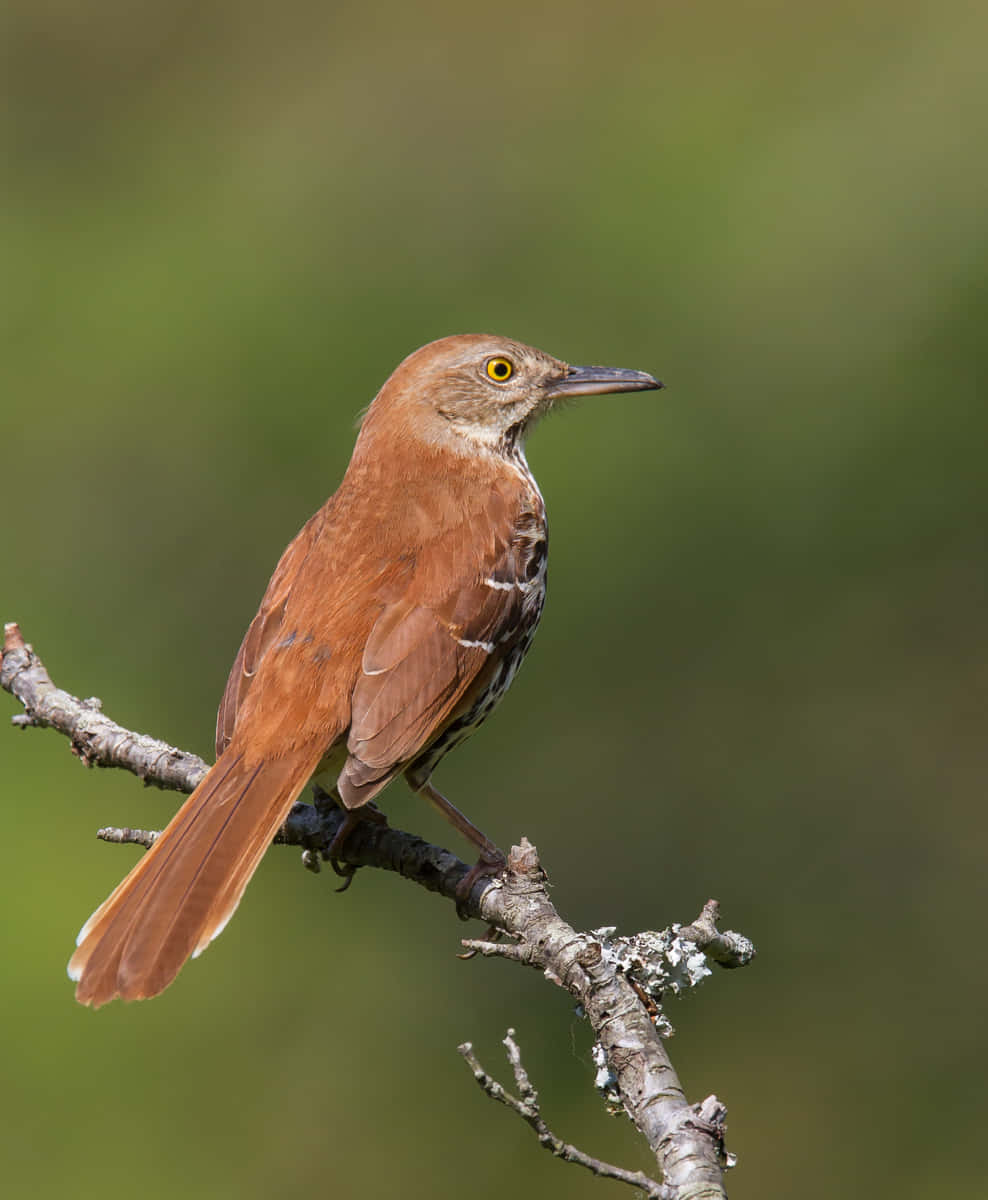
[486,357,514,383]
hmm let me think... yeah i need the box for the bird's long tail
[69,742,325,1007]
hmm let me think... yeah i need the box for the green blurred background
[3,1,986,1196]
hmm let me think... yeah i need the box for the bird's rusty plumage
[69,334,660,1006]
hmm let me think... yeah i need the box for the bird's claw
[332,860,359,892]
[324,804,388,893]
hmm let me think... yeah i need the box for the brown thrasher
[69,335,661,1006]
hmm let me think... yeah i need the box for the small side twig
[96,827,159,849]
[458,1030,670,1200]
[459,937,529,964]
[678,899,756,969]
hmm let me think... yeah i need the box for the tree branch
[1,622,209,791]
[3,621,750,1197]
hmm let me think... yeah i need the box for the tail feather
[69,743,325,1007]
[189,785,294,959]
[113,759,267,999]
[72,751,249,954]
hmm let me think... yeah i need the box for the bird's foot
[325,804,388,891]
[455,847,507,919]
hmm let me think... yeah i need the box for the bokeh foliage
[3,2,987,1196]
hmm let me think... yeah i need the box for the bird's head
[360,334,662,457]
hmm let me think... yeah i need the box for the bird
[68,334,661,1006]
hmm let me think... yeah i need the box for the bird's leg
[410,777,506,911]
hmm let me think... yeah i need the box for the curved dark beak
[545,364,663,400]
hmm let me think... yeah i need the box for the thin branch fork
[2,621,752,1198]
[459,1030,670,1199]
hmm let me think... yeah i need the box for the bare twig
[459,934,529,963]
[678,899,756,969]
[458,1030,670,1199]
[96,827,159,849]
[2,621,748,1198]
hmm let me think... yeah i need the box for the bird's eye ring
[486,357,514,383]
